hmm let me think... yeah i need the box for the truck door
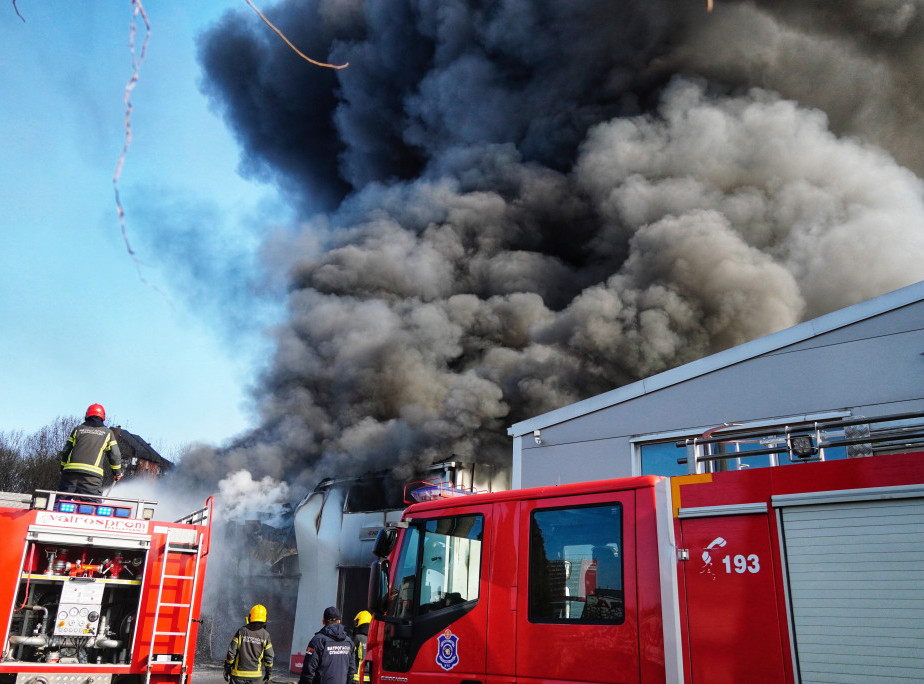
[378,503,493,684]
[515,490,639,684]
[680,512,786,684]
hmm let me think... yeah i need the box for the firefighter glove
[223,674,230,683]
[264,667,272,681]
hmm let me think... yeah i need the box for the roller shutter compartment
[781,497,924,684]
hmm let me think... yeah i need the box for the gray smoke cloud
[170,0,924,495]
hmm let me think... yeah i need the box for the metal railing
[675,410,924,475]
[175,496,212,527]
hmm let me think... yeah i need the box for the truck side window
[417,515,483,615]
[389,527,420,620]
[528,504,624,624]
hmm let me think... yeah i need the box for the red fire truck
[365,411,924,684]
[0,488,213,684]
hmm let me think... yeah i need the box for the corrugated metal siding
[782,499,924,683]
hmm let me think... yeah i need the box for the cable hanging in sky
[113,0,150,262]
[112,0,168,299]
[242,0,349,70]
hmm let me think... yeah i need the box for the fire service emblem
[436,629,460,671]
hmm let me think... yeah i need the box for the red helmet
[85,403,106,420]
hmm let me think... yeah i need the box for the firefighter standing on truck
[351,611,372,684]
[225,604,274,683]
[58,403,122,499]
[298,606,355,684]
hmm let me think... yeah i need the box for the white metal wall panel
[782,498,924,683]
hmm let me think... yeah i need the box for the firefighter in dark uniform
[58,404,122,500]
[298,606,355,684]
[351,611,372,684]
[225,604,274,683]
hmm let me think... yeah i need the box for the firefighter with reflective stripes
[225,604,274,683]
[58,403,122,500]
[351,611,371,684]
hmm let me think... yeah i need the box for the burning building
[289,461,505,671]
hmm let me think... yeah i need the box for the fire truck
[365,411,924,684]
[0,488,213,684]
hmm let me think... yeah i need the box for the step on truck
[0,488,213,684]
[365,411,924,684]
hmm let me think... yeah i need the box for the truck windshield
[387,515,483,618]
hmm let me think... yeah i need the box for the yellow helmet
[249,604,268,623]
[354,610,373,628]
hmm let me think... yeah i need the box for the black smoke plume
[173,0,924,499]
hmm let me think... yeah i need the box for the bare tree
[18,416,79,493]
[0,417,82,494]
[29,416,77,458]
[156,440,189,467]
[0,430,25,492]
[17,453,59,493]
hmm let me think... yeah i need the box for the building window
[529,503,624,624]
[639,441,689,477]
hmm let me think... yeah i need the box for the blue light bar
[113,508,131,518]
[59,502,77,513]
[96,506,114,517]
[77,504,95,515]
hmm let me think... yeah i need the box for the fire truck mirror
[372,528,397,558]
[368,558,390,617]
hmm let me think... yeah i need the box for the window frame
[527,501,626,625]
[416,514,484,615]
[387,513,485,620]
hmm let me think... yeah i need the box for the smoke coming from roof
[172,0,924,495]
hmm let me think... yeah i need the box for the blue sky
[0,2,287,454]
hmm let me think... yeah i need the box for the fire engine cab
[0,489,212,684]
[366,411,924,684]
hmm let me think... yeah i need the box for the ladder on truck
[145,528,204,684]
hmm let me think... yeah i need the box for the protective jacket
[298,623,355,684]
[225,621,274,681]
[59,417,122,480]
[352,625,370,683]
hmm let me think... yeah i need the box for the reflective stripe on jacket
[59,418,122,479]
[226,622,274,678]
